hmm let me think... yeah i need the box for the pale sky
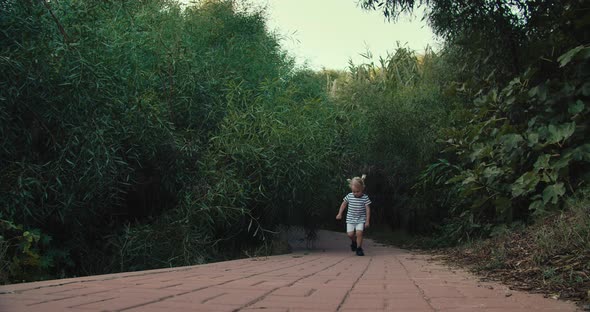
[248,0,440,70]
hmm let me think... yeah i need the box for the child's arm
[336,201,347,220]
[365,204,371,228]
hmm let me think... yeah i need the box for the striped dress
[344,193,371,224]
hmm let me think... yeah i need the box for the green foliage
[333,45,450,231]
[0,0,345,281]
[1,0,587,284]
[361,1,589,84]
[106,74,349,273]
[0,220,70,283]
[419,45,590,243]
[356,0,589,245]
[202,78,347,235]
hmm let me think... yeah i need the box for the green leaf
[528,117,538,128]
[483,166,502,178]
[568,100,584,115]
[526,131,539,146]
[533,154,551,172]
[541,170,558,183]
[542,183,565,205]
[570,144,590,162]
[557,45,590,67]
[552,155,571,170]
[528,84,547,101]
[547,122,575,144]
[39,256,53,269]
[500,134,524,152]
[511,171,540,197]
[446,175,465,185]
[528,200,544,212]
[469,144,491,162]
[462,175,477,185]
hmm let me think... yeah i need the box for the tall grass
[0,0,350,282]
[332,45,450,231]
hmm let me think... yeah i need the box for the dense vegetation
[0,0,350,282]
[0,0,587,296]
[359,0,589,241]
[356,0,589,301]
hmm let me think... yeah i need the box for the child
[336,174,371,256]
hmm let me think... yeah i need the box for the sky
[248,0,440,70]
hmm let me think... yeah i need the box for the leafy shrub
[420,45,590,243]
[1,0,341,281]
[0,220,71,283]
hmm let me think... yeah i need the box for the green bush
[0,0,346,281]
[421,45,590,243]
[0,219,71,283]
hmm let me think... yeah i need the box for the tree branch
[39,0,69,43]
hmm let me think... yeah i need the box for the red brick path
[0,231,579,311]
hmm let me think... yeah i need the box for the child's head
[347,174,366,197]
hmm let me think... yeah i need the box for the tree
[359,0,589,83]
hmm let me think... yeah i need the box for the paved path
[0,231,580,311]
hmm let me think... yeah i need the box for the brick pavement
[0,230,580,311]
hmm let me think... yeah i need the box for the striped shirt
[344,193,371,223]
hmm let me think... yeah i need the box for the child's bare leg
[347,231,356,243]
[356,230,363,248]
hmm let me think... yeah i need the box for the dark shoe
[356,247,364,256]
[350,241,357,251]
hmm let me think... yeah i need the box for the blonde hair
[347,174,367,190]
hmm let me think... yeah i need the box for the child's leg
[355,223,365,247]
[346,224,356,241]
[347,231,357,251]
[356,230,363,247]
[346,224,357,251]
